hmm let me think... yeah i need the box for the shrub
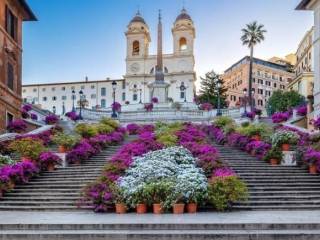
[213,116,234,128]
[96,124,114,134]
[22,104,32,112]
[99,118,119,129]
[271,130,299,147]
[30,113,38,121]
[263,147,283,163]
[272,112,290,123]
[126,123,140,135]
[39,151,62,169]
[144,103,153,112]
[208,176,248,211]
[304,148,320,166]
[151,97,158,103]
[200,103,213,111]
[0,155,15,167]
[75,123,98,138]
[52,133,78,148]
[7,120,27,133]
[45,115,59,125]
[111,102,121,112]
[65,111,80,121]
[296,105,307,116]
[314,117,320,129]
[157,134,178,147]
[9,138,45,160]
[236,123,271,138]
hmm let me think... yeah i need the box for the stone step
[243,179,320,183]
[233,205,320,210]
[248,195,320,200]
[21,180,94,185]
[0,201,78,206]
[1,196,80,201]
[14,184,87,189]
[248,190,320,195]
[0,205,89,211]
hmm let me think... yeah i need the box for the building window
[61,87,66,91]
[258,99,263,106]
[43,97,47,101]
[5,6,17,40]
[258,79,263,85]
[52,96,57,101]
[179,37,187,51]
[265,81,271,86]
[101,87,106,96]
[52,106,56,114]
[274,83,277,88]
[62,96,67,100]
[279,76,283,82]
[258,89,263,95]
[6,112,14,127]
[252,78,256,83]
[22,89,26,93]
[122,92,126,101]
[7,63,14,90]
[101,99,106,108]
[180,91,185,99]
[81,85,85,90]
[33,97,38,103]
[91,85,95,89]
[132,40,140,55]
[280,84,285,90]
[33,88,37,92]
[122,81,126,89]
[52,87,55,91]
[133,93,138,101]
[71,86,75,90]
[91,94,96,99]
[42,88,46,92]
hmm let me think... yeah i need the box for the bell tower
[172,8,195,55]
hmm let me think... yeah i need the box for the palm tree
[241,21,266,111]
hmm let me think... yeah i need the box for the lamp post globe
[111,81,118,118]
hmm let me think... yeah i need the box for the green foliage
[197,70,227,108]
[223,123,237,135]
[99,117,119,129]
[157,134,178,147]
[75,123,98,138]
[142,180,175,206]
[271,130,299,146]
[266,90,305,115]
[9,138,45,160]
[208,176,248,211]
[213,116,234,128]
[155,122,183,136]
[0,155,15,166]
[127,186,151,206]
[109,183,126,204]
[241,21,266,48]
[96,124,114,134]
[236,123,272,138]
[52,133,79,148]
[263,147,283,163]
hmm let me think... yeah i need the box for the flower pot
[173,203,185,214]
[115,203,127,214]
[47,163,55,172]
[186,203,197,213]
[153,203,163,214]
[73,160,81,165]
[136,203,147,214]
[252,135,261,141]
[270,158,279,166]
[309,164,318,175]
[58,145,67,153]
[8,181,15,190]
[250,150,256,156]
[281,144,290,151]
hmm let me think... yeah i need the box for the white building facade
[22,9,197,115]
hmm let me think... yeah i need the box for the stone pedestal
[281,151,296,166]
[149,81,169,103]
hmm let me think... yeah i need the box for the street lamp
[79,89,84,120]
[139,89,142,104]
[72,89,76,112]
[243,88,247,115]
[251,89,255,109]
[216,81,222,116]
[111,80,117,118]
[180,82,187,103]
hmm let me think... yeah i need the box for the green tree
[198,70,227,108]
[241,21,267,111]
[266,90,305,115]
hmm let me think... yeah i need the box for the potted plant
[39,151,62,171]
[6,119,27,133]
[304,148,320,174]
[110,184,127,214]
[143,180,174,214]
[0,155,15,167]
[263,147,283,166]
[169,192,185,214]
[131,186,150,214]
[271,130,299,151]
[52,133,78,153]
[45,114,59,125]
[9,138,45,161]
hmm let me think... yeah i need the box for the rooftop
[18,0,37,21]
[22,79,124,87]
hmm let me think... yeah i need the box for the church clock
[130,63,140,73]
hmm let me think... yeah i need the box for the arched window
[179,37,187,51]
[132,40,140,55]
[101,99,106,108]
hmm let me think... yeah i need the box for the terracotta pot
[58,145,67,153]
[186,203,197,213]
[73,160,81,165]
[153,203,163,214]
[281,144,290,151]
[309,164,318,175]
[252,135,261,141]
[270,158,279,166]
[47,163,55,172]
[115,203,127,214]
[250,150,256,156]
[173,203,185,214]
[136,203,147,214]
[8,181,15,190]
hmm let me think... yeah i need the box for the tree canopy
[197,70,227,108]
[266,90,305,115]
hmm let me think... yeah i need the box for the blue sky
[23,0,313,85]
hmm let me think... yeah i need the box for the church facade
[124,9,196,103]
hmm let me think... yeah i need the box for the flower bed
[81,122,247,213]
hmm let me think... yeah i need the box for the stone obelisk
[150,10,169,102]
